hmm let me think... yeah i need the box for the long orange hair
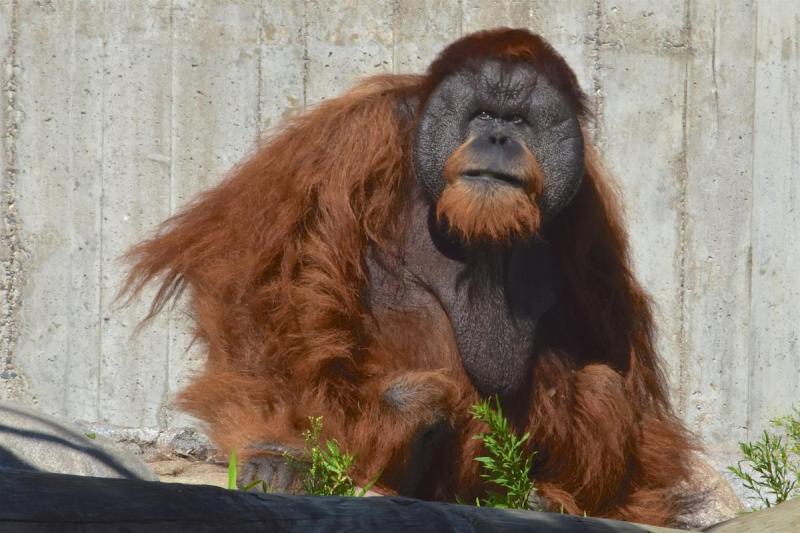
[123,29,695,526]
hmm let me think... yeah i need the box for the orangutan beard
[436,140,544,243]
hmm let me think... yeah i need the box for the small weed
[728,407,800,509]
[287,416,379,497]
[774,406,800,457]
[470,397,536,509]
[294,416,358,496]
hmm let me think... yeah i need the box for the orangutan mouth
[461,169,525,189]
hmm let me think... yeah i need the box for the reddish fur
[122,28,696,526]
[439,137,543,241]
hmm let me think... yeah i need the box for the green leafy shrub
[294,416,362,496]
[774,407,800,457]
[290,416,381,496]
[728,406,800,508]
[470,397,536,509]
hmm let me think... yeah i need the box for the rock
[675,453,744,529]
[71,423,219,463]
[0,401,156,480]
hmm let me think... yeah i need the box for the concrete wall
[0,0,798,474]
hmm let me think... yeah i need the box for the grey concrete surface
[0,0,798,503]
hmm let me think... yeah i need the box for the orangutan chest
[364,235,556,397]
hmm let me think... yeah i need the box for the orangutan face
[414,58,584,242]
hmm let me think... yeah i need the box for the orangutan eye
[476,110,493,120]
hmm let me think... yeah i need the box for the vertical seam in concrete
[590,0,605,146]
[1,0,27,398]
[527,0,534,29]
[66,0,78,415]
[97,0,107,422]
[675,0,693,418]
[745,0,759,442]
[163,0,175,432]
[256,0,263,138]
[301,0,310,108]
[167,2,176,217]
[710,2,720,139]
[390,0,397,75]
[458,0,463,37]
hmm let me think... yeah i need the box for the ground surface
[148,457,229,487]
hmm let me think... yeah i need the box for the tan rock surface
[675,453,744,529]
[149,457,229,487]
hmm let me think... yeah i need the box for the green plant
[728,407,800,509]
[470,397,536,509]
[288,416,379,497]
[774,406,800,457]
[296,416,358,496]
[227,448,238,490]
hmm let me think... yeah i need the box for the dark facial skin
[415,59,584,217]
[369,60,584,398]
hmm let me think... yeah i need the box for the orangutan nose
[489,132,509,145]
[473,131,523,161]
